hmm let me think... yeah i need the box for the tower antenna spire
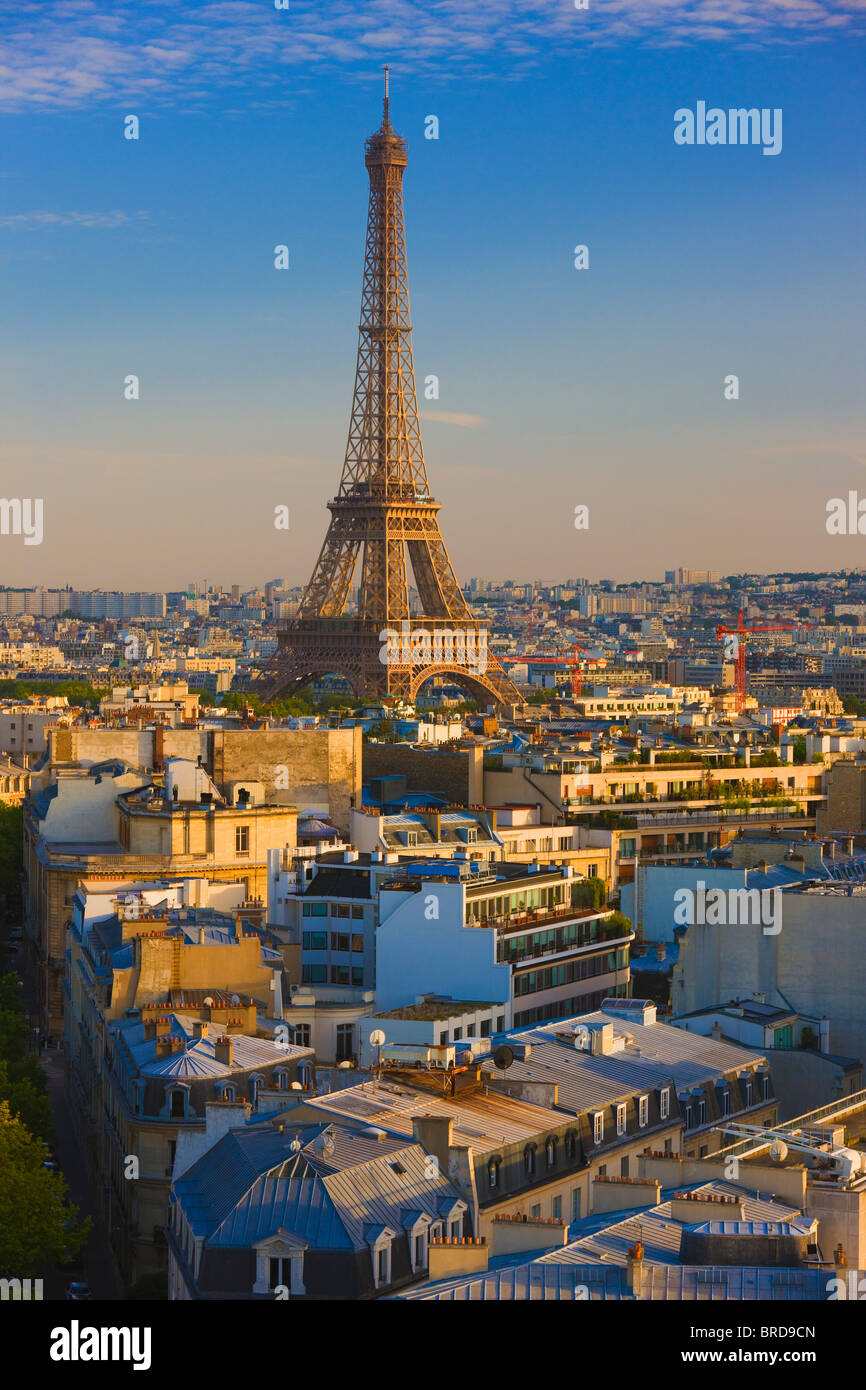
[383,64,390,126]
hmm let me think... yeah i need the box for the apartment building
[24,756,298,1036]
[65,886,313,1282]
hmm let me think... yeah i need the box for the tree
[0,804,23,919]
[0,1059,52,1141]
[0,1101,89,1276]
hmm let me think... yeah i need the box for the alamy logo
[379,622,488,674]
[673,881,781,936]
[0,497,43,545]
[674,103,782,156]
[0,1277,42,1300]
[50,1322,152,1372]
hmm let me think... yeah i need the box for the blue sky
[0,1,864,588]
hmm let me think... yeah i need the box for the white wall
[375,881,511,1014]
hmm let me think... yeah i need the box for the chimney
[193,1020,210,1040]
[625,1242,644,1296]
[411,1114,454,1177]
[214,1035,234,1066]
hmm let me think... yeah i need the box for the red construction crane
[507,644,592,698]
[715,611,810,713]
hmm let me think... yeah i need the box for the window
[616,1104,627,1136]
[524,1144,536,1178]
[659,1087,670,1120]
[302,902,327,918]
[593,1112,604,1145]
[450,1219,461,1242]
[620,1156,629,1177]
[351,967,364,986]
[275,1069,289,1090]
[546,1136,557,1168]
[487,1157,501,1190]
[598,1164,607,1177]
[351,934,364,953]
[330,966,350,985]
[302,964,327,984]
[333,903,350,918]
[684,1104,693,1130]
[762,1074,770,1100]
[587,864,597,877]
[413,1231,427,1270]
[169,1089,186,1119]
[292,1024,311,1047]
[530,1204,540,1220]
[664,1138,673,1154]
[302,931,327,951]
[480,1018,491,1037]
[699,1145,708,1158]
[721,1089,731,1116]
[744,1081,753,1107]
[638,1095,649,1128]
[351,905,364,919]
[336,1024,354,1063]
[697,1099,707,1126]
[453,1028,462,1041]
[467,1023,476,1038]
[496,1016,505,1031]
[330,932,350,952]
[375,1245,390,1288]
[565,1130,577,1161]
[552,1195,562,1220]
[571,1189,581,1221]
[235,825,249,856]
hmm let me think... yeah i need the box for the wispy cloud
[420,410,488,428]
[0,209,146,228]
[0,0,862,112]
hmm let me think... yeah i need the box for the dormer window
[616,1104,627,1136]
[638,1095,649,1128]
[487,1156,501,1190]
[524,1144,537,1178]
[546,1136,557,1168]
[592,1112,604,1145]
[659,1087,670,1120]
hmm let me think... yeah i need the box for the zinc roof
[305,1079,565,1154]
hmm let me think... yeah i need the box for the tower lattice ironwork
[261,72,520,707]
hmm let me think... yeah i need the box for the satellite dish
[770,1139,788,1163]
[573,1024,591,1051]
[369,1029,386,1048]
[230,994,240,1006]
[203,996,214,1007]
[492,1045,514,1072]
[289,1136,302,1153]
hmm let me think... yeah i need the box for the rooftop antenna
[382,64,390,127]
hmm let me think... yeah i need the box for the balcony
[471,905,605,937]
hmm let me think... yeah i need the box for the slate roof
[482,1011,766,1112]
[172,1121,464,1254]
[398,1179,835,1301]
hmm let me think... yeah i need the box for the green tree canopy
[0,1101,89,1276]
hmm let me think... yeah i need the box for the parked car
[65,1282,92,1301]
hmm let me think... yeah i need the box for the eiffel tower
[261,71,520,709]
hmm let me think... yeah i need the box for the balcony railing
[470,904,604,935]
